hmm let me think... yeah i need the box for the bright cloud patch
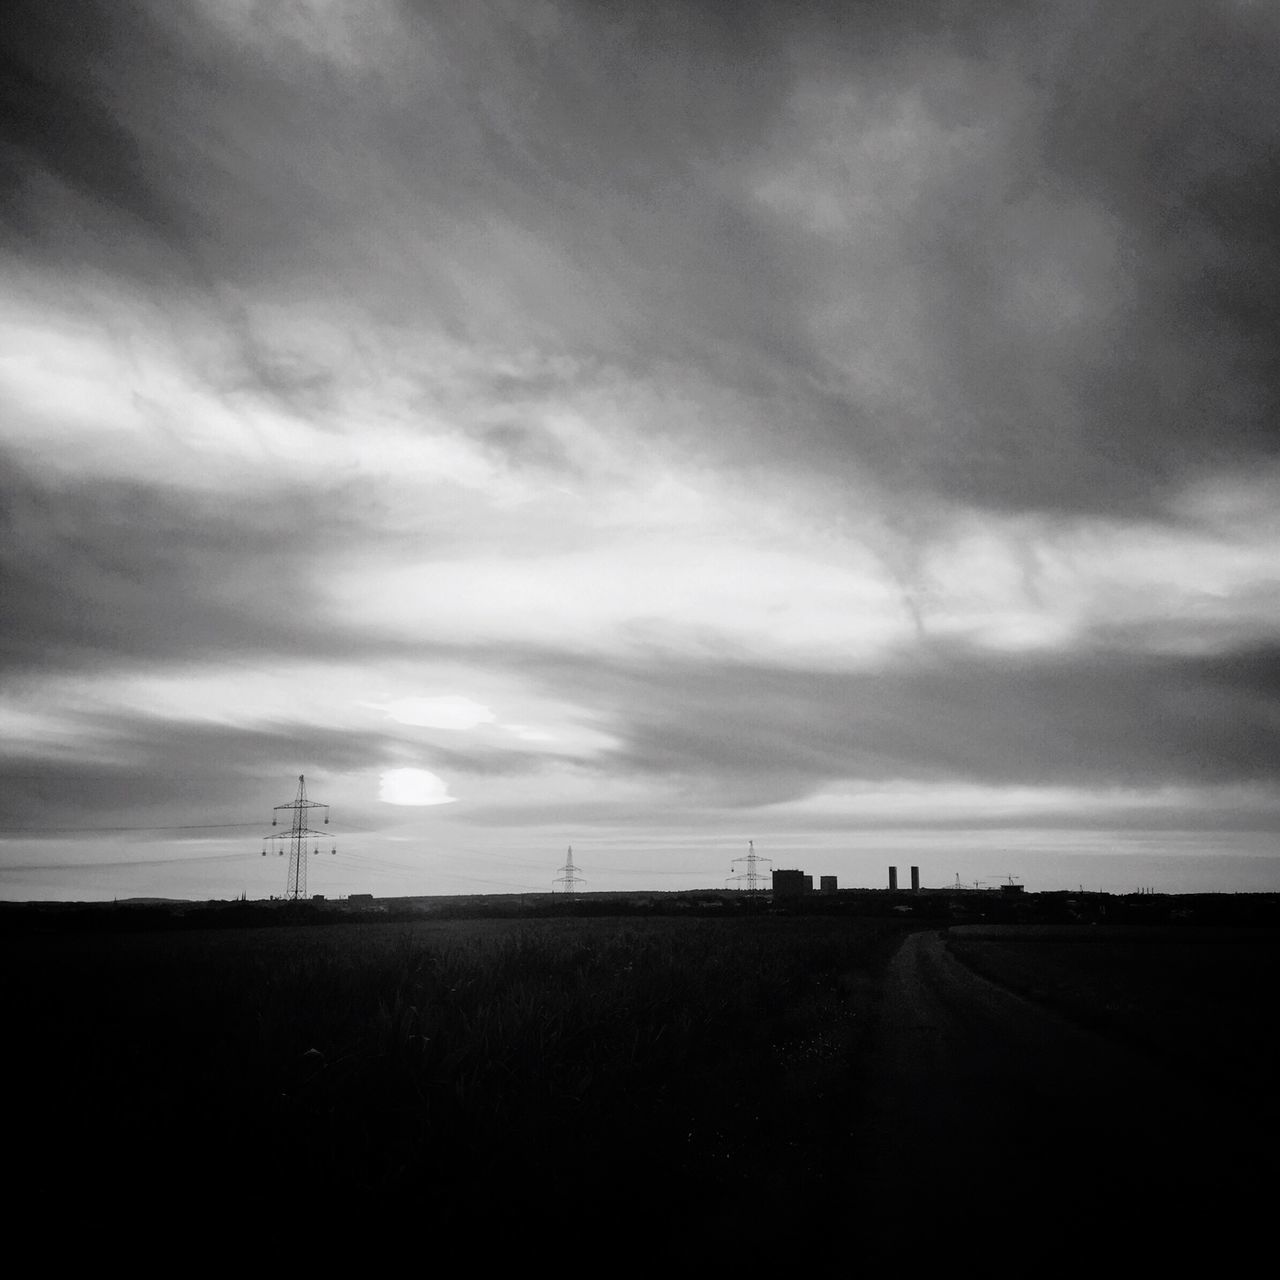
[502,723,557,742]
[384,696,497,730]
[378,768,456,806]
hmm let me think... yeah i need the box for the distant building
[820,875,837,894]
[773,869,813,899]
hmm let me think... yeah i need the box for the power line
[0,852,254,872]
[0,822,264,835]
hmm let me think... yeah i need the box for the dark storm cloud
[737,2,1280,519]
[0,717,398,832]
[0,455,375,674]
[7,2,1278,518]
[406,1,1280,518]
[0,2,192,262]
[942,2,1280,514]
[530,641,1280,801]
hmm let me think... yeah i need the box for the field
[11,906,1280,1255]
[4,912,910,1244]
[944,924,1280,1110]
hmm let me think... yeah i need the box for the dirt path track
[846,930,1269,1265]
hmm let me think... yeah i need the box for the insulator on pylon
[261,775,334,899]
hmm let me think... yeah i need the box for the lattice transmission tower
[553,845,584,894]
[728,839,771,891]
[262,774,334,900]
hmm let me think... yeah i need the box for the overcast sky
[3,0,1279,901]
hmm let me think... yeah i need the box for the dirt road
[847,929,1269,1264]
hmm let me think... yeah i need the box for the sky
[3,0,1279,901]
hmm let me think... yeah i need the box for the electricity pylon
[553,845,584,894]
[262,774,333,900]
[728,839,770,892]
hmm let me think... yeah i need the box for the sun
[378,768,456,806]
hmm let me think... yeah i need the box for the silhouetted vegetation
[4,914,910,1244]
[8,892,1278,1254]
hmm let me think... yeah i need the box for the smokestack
[911,866,920,893]
[888,866,898,891]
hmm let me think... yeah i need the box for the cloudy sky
[3,0,1279,901]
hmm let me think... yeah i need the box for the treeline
[4,887,1278,933]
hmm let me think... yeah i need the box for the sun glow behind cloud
[378,768,456,807]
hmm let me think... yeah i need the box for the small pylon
[728,839,771,892]
[262,775,333,900]
[553,845,584,894]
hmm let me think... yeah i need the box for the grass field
[5,913,910,1240]
[944,925,1280,1108]
[14,908,1277,1252]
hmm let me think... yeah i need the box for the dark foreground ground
[3,911,905,1257]
[853,927,1280,1267]
[4,898,1278,1262]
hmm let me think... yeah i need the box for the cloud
[0,715,397,832]
[546,641,1280,801]
[382,696,497,730]
[2,2,1279,896]
[378,768,455,806]
[0,452,369,674]
[7,1,1279,526]
[740,2,1280,518]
